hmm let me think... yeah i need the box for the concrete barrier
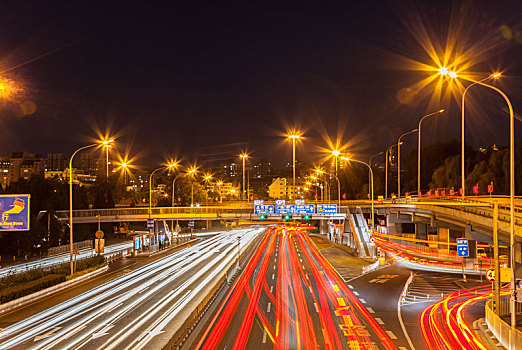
[0,265,109,315]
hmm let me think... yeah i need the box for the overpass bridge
[50,197,522,259]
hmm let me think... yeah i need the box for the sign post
[457,238,469,282]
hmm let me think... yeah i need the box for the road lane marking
[359,298,367,304]
[366,307,375,313]
[375,318,385,325]
[267,302,271,313]
[348,284,354,289]
[337,298,346,307]
[272,274,275,280]
[353,291,359,296]
[385,330,398,340]
[270,285,274,293]
[314,303,319,313]
[262,329,267,343]
[273,265,276,269]
[138,286,150,294]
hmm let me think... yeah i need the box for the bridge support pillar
[438,227,450,252]
[320,220,328,235]
[206,220,212,230]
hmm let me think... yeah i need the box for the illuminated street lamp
[341,156,374,233]
[332,149,341,201]
[103,142,112,182]
[149,162,177,218]
[417,110,445,196]
[68,139,114,275]
[239,153,249,201]
[454,71,516,332]
[458,73,499,200]
[397,128,418,198]
[203,173,213,206]
[287,133,301,199]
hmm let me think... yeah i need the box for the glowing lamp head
[448,71,458,78]
[332,150,340,157]
[438,67,449,76]
[122,163,128,168]
[439,109,445,113]
[492,72,501,78]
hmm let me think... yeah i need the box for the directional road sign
[295,199,305,205]
[275,200,285,206]
[317,204,337,214]
[456,238,469,257]
[147,218,154,230]
[254,205,274,215]
[254,200,264,206]
[295,204,315,214]
[189,220,195,228]
[276,204,295,215]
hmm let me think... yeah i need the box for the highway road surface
[0,227,264,350]
[193,225,397,350]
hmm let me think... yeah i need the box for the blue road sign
[189,220,195,228]
[457,238,469,257]
[275,200,286,206]
[0,194,30,231]
[254,205,274,215]
[276,205,295,215]
[295,204,315,214]
[147,218,154,230]
[317,204,337,214]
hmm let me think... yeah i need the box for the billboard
[0,194,30,231]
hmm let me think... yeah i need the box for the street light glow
[448,71,458,78]
[438,67,449,75]
[332,149,340,157]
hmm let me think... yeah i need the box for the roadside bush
[0,255,106,304]
[0,274,65,304]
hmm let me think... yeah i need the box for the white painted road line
[366,307,375,313]
[262,329,267,343]
[272,274,275,280]
[375,317,384,325]
[353,291,359,296]
[314,303,319,313]
[348,285,354,289]
[267,302,271,313]
[386,330,397,340]
[270,285,274,293]
[359,298,366,304]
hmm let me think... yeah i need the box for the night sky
[0,0,520,168]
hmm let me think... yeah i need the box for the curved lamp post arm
[418,109,445,196]
[397,129,418,198]
[69,143,98,276]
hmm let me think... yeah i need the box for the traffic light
[283,214,291,221]
[303,214,310,221]
[260,214,266,220]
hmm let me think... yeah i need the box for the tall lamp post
[417,109,445,196]
[172,167,196,207]
[385,143,400,199]
[149,163,177,217]
[69,139,114,275]
[287,133,300,199]
[203,174,213,206]
[453,72,516,333]
[369,152,383,200]
[332,149,340,200]
[239,153,249,201]
[341,156,374,233]
[397,128,418,198]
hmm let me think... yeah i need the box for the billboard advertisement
[0,194,30,231]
